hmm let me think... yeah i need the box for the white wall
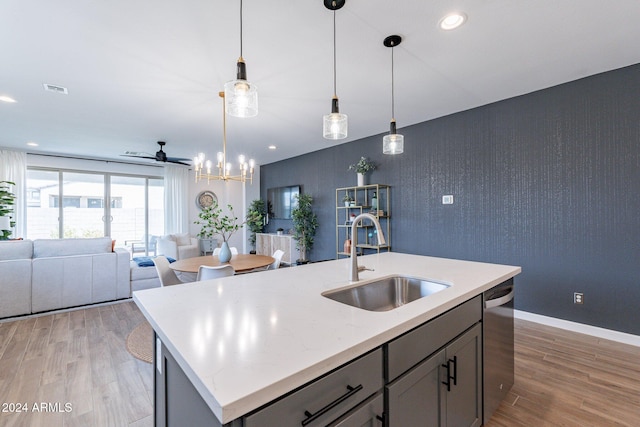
[188,165,260,254]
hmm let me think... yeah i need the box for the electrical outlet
[573,292,584,304]
[442,195,454,204]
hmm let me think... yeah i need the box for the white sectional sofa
[0,239,32,318]
[0,237,131,318]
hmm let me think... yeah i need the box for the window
[27,168,164,256]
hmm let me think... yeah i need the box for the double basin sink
[322,275,450,312]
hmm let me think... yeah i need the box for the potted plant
[348,157,376,186]
[291,193,318,264]
[194,201,247,262]
[0,181,16,240]
[246,199,266,253]
[341,191,353,207]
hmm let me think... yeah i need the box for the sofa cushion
[33,237,112,258]
[171,233,192,246]
[130,261,160,281]
[0,240,33,260]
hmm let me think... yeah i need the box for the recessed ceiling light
[268,145,277,150]
[26,142,39,147]
[0,95,16,103]
[43,83,68,94]
[439,12,467,30]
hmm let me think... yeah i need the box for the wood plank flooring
[0,301,153,427]
[1,301,638,426]
[486,319,640,426]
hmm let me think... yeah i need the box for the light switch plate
[442,195,454,204]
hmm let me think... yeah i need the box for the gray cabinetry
[385,297,483,427]
[386,348,446,426]
[443,323,482,427]
[328,392,384,426]
[244,348,383,427]
[154,336,235,427]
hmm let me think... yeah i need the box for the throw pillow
[133,256,176,267]
[173,233,191,246]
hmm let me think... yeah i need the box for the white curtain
[164,165,190,235]
[0,149,27,239]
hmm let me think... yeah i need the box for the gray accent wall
[260,63,640,335]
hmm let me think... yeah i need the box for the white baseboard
[515,310,640,348]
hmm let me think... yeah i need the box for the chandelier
[193,91,255,184]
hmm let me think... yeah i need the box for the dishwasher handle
[484,288,515,309]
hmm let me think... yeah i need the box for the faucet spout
[350,213,386,282]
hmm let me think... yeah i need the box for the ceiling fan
[122,141,191,165]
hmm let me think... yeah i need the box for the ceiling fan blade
[121,154,156,160]
[166,156,192,162]
[167,159,191,166]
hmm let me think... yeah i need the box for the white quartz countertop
[133,252,520,423]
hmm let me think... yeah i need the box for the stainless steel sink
[322,275,450,312]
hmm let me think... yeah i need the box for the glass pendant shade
[383,133,404,154]
[323,96,348,139]
[323,113,348,140]
[383,119,404,154]
[225,59,258,118]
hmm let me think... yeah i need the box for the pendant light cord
[333,9,337,96]
[240,0,244,58]
[391,43,395,119]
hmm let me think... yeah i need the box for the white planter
[0,216,10,230]
[357,173,365,187]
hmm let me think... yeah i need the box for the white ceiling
[2,0,640,167]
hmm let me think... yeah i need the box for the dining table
[169,254,275,274]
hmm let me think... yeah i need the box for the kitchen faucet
[350,213,387,282]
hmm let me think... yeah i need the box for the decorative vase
[343,238,351,254]
[218,241,232,263]
[357,173,365,187]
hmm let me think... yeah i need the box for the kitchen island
[133,252,521,426]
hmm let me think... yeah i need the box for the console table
[256,233,299,265]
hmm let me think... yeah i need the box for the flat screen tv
[267,185,300,219]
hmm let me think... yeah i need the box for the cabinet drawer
[386,295,481,382]
[244,348,383,427]
[328,392,383,427]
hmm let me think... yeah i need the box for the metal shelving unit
[335,184,391,258]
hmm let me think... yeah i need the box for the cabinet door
[386,349,446,427]
[444,323,482,427]
[255,233,271,256]
[329,392,384,427]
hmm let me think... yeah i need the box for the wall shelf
[335,184,391,259]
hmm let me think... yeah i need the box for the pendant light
[323,0,348,140]
[224,0,258,118]
[382,35,404,155]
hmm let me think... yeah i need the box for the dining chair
[212,247,239,256]
[153,255,182,286]
[196,264,235,281]
[269,249,285,270]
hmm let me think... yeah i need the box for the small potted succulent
[341,191,354,207]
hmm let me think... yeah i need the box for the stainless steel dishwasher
[483,278,515,424]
